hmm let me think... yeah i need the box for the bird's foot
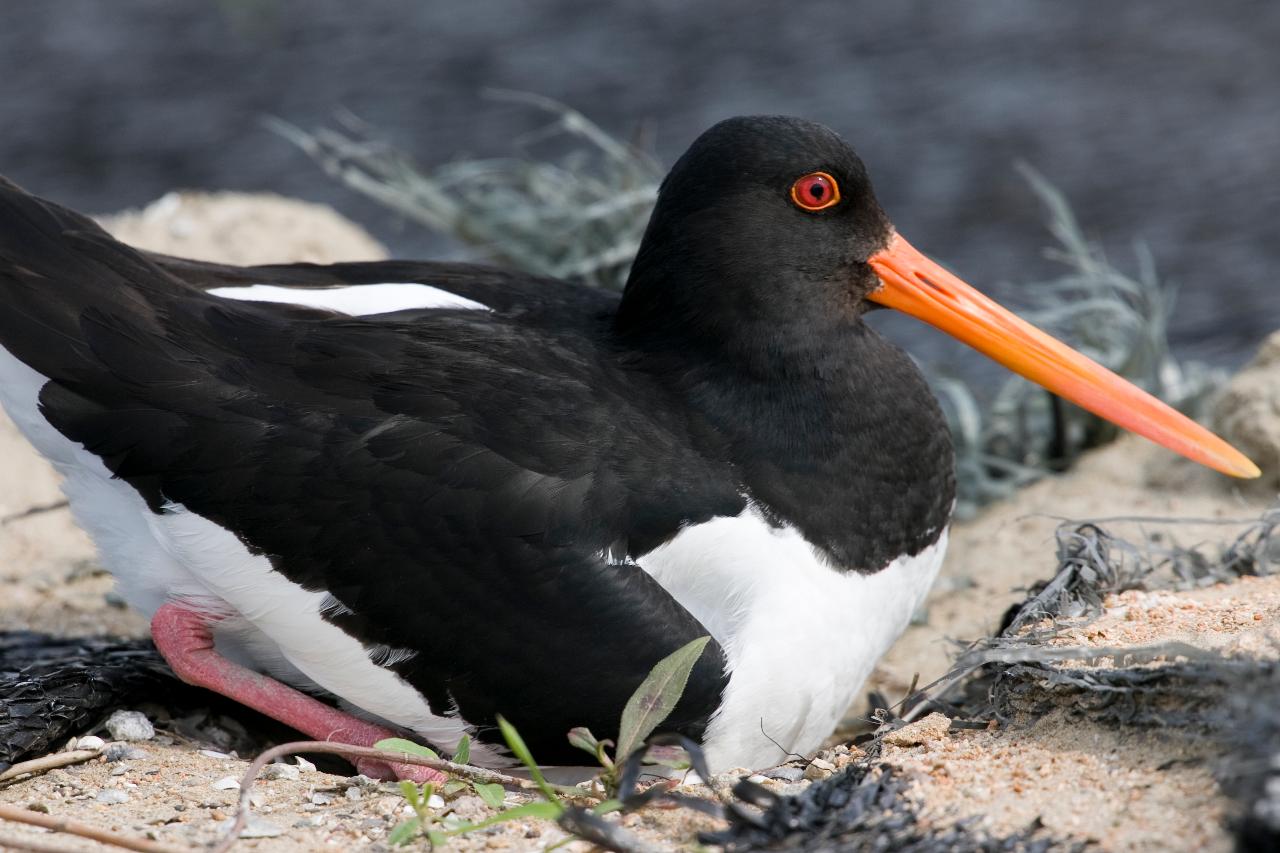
[150,602,447,783]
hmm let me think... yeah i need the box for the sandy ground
[872,433,1274,704]
[1,193,1277,851]
[879,573,1280,852]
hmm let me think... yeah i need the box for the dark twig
[0,500,69,525]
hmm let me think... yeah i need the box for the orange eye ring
[790,171,841,212]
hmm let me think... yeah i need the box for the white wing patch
[209,283,490,316]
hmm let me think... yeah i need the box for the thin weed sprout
[370,636,714,850]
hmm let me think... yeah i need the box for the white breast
[637,505,947,771]
[209,282,490,315]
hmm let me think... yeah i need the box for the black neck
[615,316,955,572]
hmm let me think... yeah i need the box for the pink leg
[151,602,446,783]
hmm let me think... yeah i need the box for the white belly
[637,506,947,770]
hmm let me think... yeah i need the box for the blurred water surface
[3,0,1278,367]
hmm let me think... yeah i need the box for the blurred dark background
[2,0,1277,366]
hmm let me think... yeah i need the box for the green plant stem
[211,740,593,853]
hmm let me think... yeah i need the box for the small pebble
[310,792,335,806]
[762,766,805,782]
[708,769,752,789]
[105,743,151,762]
[95,789,129,805]
[295,756,317,773]
[216,816,285,838]
[199,749,233,760]
[75,736,106,752]
[212,776,241,791]
[803,758,836,781]
[345,787,363,802]
[104,710,155,742]
[262,763,301,781]
[882,712,952,748]
[427,793,445,809]
[26,802,50,814]
[109,764,130,777]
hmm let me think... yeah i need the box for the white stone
[263,763,301,781]
[104,710,155,742]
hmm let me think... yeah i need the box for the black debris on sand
[703,763,1070,853]
[0,631,172,769]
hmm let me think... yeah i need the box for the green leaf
[496,715,557,802]
[645,744,692,770]
[615,635,711,762]
[376,737,441,761]
[452,733,471,765]
[472,782,507,810]
[447,800,564,836]
[398,780,423,810]
[387,817,422,846]
[591,799,624,816]
[426,828,449,847]
[441,779,468,798]
[566,726,599,757]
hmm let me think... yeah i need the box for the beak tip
[1217,449,1262,479]
[1237,459,1263,480]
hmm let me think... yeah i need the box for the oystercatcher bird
[0,117,1257,778]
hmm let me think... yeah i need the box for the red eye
[790,171,841,211]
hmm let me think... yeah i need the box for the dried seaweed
[999,506,1280,640]
[0,632,174,769]
[702,763,1071,852]
[1215,665,1280,850]
[988,647,1271,727]
[908,506,1280,850]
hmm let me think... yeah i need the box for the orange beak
[867,233,1260,479]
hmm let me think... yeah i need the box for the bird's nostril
[917,273,945,293]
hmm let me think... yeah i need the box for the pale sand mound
[1214,329,1280,493]
[2,192,1278,851]
[872,433,1274,705]
[99,191,388,265]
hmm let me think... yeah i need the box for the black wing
[0,178,735,760]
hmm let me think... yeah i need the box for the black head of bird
[618,115,1258,479]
